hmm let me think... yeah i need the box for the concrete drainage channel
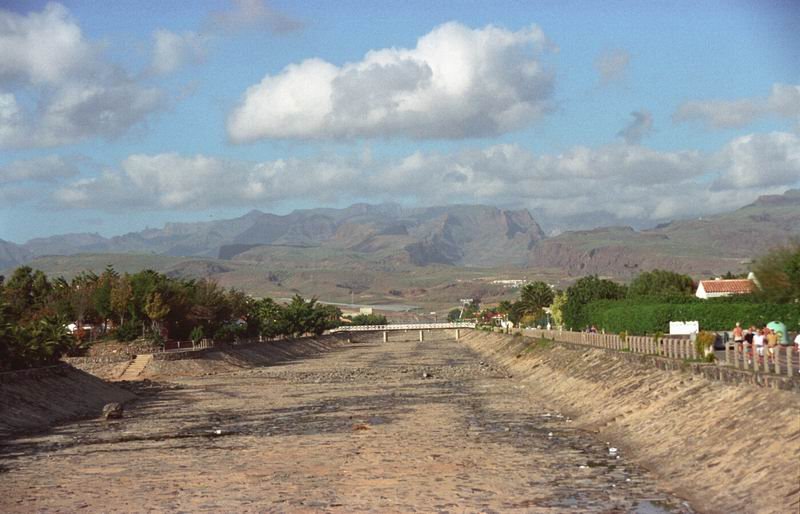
[0,333,697,513]
[2,330,795,512]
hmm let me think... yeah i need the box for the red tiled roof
[699,279,754,294]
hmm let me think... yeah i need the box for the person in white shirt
[753,329,765,358]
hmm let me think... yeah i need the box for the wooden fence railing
[522,328,799,376]
[724,343,797,377]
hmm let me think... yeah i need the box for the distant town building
[490,279,527,288]
[695,278,755,299]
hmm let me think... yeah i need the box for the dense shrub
[349,313,388,325]
[586,298,800,335]
[695,331,717,362]
[112,321,140,341]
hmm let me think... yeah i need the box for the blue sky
[1,0,798,242]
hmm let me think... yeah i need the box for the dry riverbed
[0,333,694,513]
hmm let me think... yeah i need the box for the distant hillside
[3,190,799,282]
[528,189,800,278]
[0,239,32,271]
[9,203,546,268]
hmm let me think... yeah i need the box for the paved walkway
[0,334,691,513]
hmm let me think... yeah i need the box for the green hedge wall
[586,299,800,335]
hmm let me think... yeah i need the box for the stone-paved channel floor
[0,335,693,513]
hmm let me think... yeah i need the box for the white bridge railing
[330,322,476,333]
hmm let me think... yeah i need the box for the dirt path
[1,334,691,513]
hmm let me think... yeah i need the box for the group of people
[732,322,797,361]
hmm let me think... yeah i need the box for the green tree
[447,308,462,321]
[144,292,170,335]
[93,266,118,334]
[563,275,627,330]
[0,302,19,371]
[111,275,133,326]
[550,291,566,328]
[70,271,99,328]
[4,266,51,320]
[627,269,694,298]
[752,241,800,304]
[190,325,205,344]
[252,297,288,339]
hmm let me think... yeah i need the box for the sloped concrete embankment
[0,365,136,438]
[141,333,353,378]
[461,330,800,514]
[63,355,132,380]
[63,334,354,380]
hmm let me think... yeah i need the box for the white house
[695,278,755,299]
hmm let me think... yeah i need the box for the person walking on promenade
[766,328,779,361]
[733,322,744,353]
[753,328,765,364]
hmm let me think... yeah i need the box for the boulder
[102,402,124,420]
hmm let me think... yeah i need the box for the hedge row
[585,299,800,335]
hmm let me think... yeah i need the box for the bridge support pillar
[419,330,424,342]
[455,329,460,340]
[383,331,388,343]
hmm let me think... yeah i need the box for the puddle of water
[633,499,682,513]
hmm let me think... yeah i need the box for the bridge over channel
[329,321,475,342]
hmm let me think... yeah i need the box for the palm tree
[518,281,555,317]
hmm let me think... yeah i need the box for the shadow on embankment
[0,365,136,440]
[0,334,355,443]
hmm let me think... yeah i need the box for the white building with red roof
[695,278,755,299]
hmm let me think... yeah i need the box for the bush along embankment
[584,297,800,335]
[0,265,342,372]
[553,245,800,334]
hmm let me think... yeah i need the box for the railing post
[419,330,424,342]
[774,347,781,375]
[383,331,388,343]
[751,344,759,372]
[455,329,460,340]
[787,347,794,377]
[724,343,730,365]
[763,347,770,373]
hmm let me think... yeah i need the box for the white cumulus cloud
[227,22,555,142]
[51,133,800,230]
[673,83,800,130]
[712,132,800,190]
[0,155,80,184]
[0,3,164,148]
[208,0,304,34]
[150,29,207,75]
[594,49,630,85]
[616,110,653,144]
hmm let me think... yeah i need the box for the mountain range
[2,189,799,281]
